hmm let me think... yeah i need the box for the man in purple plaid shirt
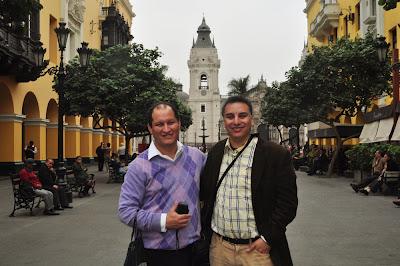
[119,102,206,266]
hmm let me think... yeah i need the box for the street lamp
[375,36,400,105]
[33,22,92,182]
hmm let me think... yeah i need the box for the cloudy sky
[129,0,307,95]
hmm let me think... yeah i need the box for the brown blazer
[200,136,298,266]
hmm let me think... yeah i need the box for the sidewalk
[0,165,130,266]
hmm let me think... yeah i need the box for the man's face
[223,102,252,143]
[148,106,181,149]
[45,160,54,168]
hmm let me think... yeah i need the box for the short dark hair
[147,102,180,126]
[221,95,253,116]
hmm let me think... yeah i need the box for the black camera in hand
[175,202,189,215]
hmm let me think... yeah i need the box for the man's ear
[147,124,152,135]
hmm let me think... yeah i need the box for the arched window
[200,74,208,89]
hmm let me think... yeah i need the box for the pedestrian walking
[96,142,105,171]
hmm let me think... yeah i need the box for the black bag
[124,220,145,266]
[19,181,35,199]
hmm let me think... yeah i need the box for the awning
[359,121,379,143]
[308,124,363,139]
[391,118,400,141]
[307,121,330,131]
[374,117,394,142]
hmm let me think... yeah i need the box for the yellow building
[0,0,135,174]
[303,0,400,147]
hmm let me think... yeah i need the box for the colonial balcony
[309,3,341,41]
[100,4,133,51]
[0,21,46,82]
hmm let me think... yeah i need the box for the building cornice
[24,118,50,126]
[0,114,26,123]
[117,0,136,18]
[304,0,316,13]
[81,127,93,133]
[93,129,106,135]
[65,125,83,131]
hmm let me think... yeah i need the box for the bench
[382,171,400,195]
[107,161,124,183]
[66,167,96,197]
[9,174,43,217]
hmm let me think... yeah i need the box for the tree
[0,0,42,24]
[261,71,315,147]
[378,0,399,10]
[227,75,250,96]
[298,33,392,176]
[63,44,192,156]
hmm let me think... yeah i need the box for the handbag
[193,135,255,266]
[124,220,145,266]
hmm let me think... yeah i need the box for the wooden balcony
[0,21,45,82]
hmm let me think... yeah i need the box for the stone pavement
[287,172,400,266]
[0,168,399,265]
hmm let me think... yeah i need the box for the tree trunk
[125,135,131,159]
[327,125,342,177]
[276,126,283,145]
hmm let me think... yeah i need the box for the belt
[215,232,259,245]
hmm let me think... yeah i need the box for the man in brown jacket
[200,96,298,266]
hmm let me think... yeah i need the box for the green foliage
[345,144,375,171]
[378,0,399,10]
[227,75,250,96]
[63,44,192,139]
[0,0,42,24]
[261,76,314,129]
[346,143,400,171]
[301,33,392,123]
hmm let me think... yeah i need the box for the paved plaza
[0,168,399,266]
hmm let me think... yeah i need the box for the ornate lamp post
[199,117,209,152]
[217,118,222,141]
[33,22,92,182]
[376,36,400,104]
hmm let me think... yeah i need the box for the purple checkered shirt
[118,145,206,250]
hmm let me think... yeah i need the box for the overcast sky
[129,0,307,95]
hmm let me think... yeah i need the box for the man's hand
[166,202,191,230]
[246,238,271,254]
[53,185,58,189]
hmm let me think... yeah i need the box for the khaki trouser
[34,189,54,210]
[210,233,274,266]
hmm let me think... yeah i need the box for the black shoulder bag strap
[215,135,254,194]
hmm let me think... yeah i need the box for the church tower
[186,17,221,146]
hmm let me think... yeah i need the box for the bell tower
[186,17,221,146]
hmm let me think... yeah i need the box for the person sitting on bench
[350,150,385,193]
[38,159,73,210]
[359,153,399,196]
[72,156,96,196]
[19,159,59,215]
[307,148,329,176]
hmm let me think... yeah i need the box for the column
[111,131,119,154]
[80,127,93,162]
[0,114,25,174]
[65,124,82,161]
[46,122,58,159]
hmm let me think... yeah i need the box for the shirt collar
[148,141,184,161]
